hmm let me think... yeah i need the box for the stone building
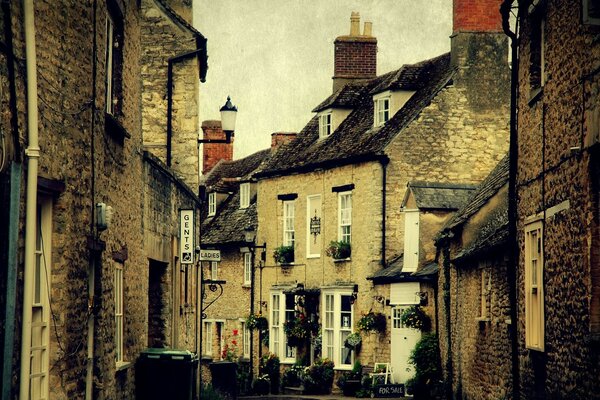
[253,2,509,387]
[0,1,207,399]
[509,0,600,397]
[435,155,512,399]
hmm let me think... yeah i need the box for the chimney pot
[363,21,372,36]
[350,11,360,36]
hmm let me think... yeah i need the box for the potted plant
[357,311,386,334]
[301,358,335,394]
[274,245,294,264]
[337,360,363,396]
[325,240,351,260]
[400,305,431,332]
[344,332,362,352]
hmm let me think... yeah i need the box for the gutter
[380,157,389,267]
[19,1,40,399]
[166,47,205,167]
[501,1,521,398]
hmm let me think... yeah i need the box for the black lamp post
[243,226,266,384]
[198,96,238,144]
[197,97,237,396]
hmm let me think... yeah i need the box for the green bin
[136,348,197,400]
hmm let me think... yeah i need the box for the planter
[326,241,351,260]
[342,380,361,396]
[274,245,294,264]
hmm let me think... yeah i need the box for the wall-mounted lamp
[349,284,359,304]
[198,96,238,144]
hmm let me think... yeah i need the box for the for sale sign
[179,209,194,264]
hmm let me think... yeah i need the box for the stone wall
[141,0,200,189]
[516,0,600,398]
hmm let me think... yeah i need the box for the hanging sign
[179,209,194,264]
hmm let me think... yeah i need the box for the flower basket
[284,313,319,347]
[325,240,351,260]
[274,245,294,264]
[400,305,431,332]
[344,332,362,351]
[357,311,386,334]
[246,313,268,331]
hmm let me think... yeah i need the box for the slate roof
[403,181,477,210]
[367,256,437,284]
[202,149,271,191]
[154,0,206,39]
[312,82,372,112]
[201,149,272,246]
[256,53,454,178]
[436,155,510,260]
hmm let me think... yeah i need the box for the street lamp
[243,226,266,383]
[197,97,237,396]
[198,96,238,144]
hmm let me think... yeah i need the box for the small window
[338,192,352,243]
[374,97,390,127]
[283,200,295,247]
[204,321,213,356]
[319,113,332,138]
[210,261,218,280]
[105,1,123,116]
[242,321,250,358]
[243,253,252,285]
[584,0,600,24]
[240,183,250,209]
[115,261,124,364]
[208,193,216,216]
[525,221,544,351]
[529,11,546,93]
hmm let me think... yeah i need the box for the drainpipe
[380,157,389,266]
[501,1,521,399]
[166,49,203,167]
[19,0,40,399]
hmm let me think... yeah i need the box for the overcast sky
[193,1,452,159]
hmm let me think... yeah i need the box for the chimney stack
[453,0,503,34]
[201,120,233,175]
[271,132,297,151]
[332,12,377,92]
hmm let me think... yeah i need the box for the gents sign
[179,209,194,264]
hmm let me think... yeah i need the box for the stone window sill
[116,361,132,372]
[105,112,131,142]
[333,258,351,263]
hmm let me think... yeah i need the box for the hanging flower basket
[357,311,386,334]
[325,240,351,260]
[400,305,431,331]
[284,313,319,347]
[246,313,268,331]
[344,332,362,351]
[274,245,294,264]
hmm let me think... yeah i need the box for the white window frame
[208,192,216,216]
[240,183,250,209]
[115,261,124,365]
[243,252,252,285]
[319,112,332,139]
[525,220,544,351]
[29,197,52,400]
[373,93,390,127]
[321,289,354,370]
[105,14,114,114]
[203,320,214,356]
[584,0,600,24]
[242,321,250,358]
[338,192,352,243]
[283,200,295,247]
[269,291,296,363]
[210,261,218,280]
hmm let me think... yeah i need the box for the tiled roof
[202,149,271,190]
[367,255,437,284]
[404,181,477,210]
[312,82,371,112]
[154,0,206,39]
[441,154,509,233]
[256,53,454,178]
[201,148,272,246]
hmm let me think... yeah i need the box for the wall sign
[307,195,322,257]
[179,209,194,264]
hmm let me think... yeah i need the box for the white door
[391,306,421,384]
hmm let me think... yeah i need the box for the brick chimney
[271,132,297,151]
[332,12,377,92]
[451,0,509,111]
[201,120,233,175]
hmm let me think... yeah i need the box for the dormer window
[240,183,250,209]
[319,112,332,139]
[374,95,390,127]
[208,192,216,216]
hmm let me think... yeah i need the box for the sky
[193,1,452,159]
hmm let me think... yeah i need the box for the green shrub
[260,353,280,394]
[408,333,443,399]
[273,245,294,264]
[281,364,304,388]
[251,376,270,396]
[200,384,225,400]
[301,358,335,394]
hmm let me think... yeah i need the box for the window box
[274,245,294,264]
[326,240,351,260]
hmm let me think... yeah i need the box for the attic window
[374,96,390,127]
[240,183,250,209]
[584,0,600,24]
[319,112,332,139]
[208,192,216,216]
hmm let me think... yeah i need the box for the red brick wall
[453,0,503,33]
[333,37,377,79]
[201,120,233,175]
